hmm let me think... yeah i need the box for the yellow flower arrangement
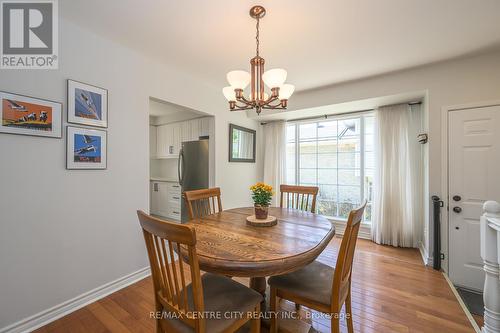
[250,182,274,206]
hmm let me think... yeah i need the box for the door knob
[453,195,461,202]
[453,206,462,213]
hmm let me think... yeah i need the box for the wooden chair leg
[155,299,162,333]
[250,303,261,333]
[270,287,278,333]
[331,317,340,333]
[345,293,354,333]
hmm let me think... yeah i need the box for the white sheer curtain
[262,121,287,206]
[372,104,423,247]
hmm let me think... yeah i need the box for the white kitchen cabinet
[150,181,170,218]
[200,117,211,137]
[156,123,180,158]
[180,121,191,143]
[172,123,181,156]
[156,124,171,158]
[180,118,201,143]
[153,117,211,159]
[189,118,201,140]
[149,125,157,158]
[150,181,181,221]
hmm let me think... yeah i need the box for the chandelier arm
[260,95,280,107]
[262,103,287,110]
[237,95,254,105]
[231,103,254,111]
[261,99,287,109]
[235,99,255,109]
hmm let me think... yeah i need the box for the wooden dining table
[184,206,336,302]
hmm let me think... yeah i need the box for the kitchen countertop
[150,177,179,183]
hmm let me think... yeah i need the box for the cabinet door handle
[172,196,180,200]
[173,211,179,214]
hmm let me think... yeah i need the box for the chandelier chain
[255,17,260,57]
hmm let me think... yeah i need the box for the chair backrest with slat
[137,211,206,332]
[279,185,319,213]
[184,187,222,220]
[331,201,367,312]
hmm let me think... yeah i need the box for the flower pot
[254,204,269,220]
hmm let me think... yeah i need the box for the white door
[448,105,500,291]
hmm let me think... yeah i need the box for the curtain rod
[260,101,422,125]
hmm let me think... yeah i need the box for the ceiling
[149,98,202,118]
[63,0,500,92]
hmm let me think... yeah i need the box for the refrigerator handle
[178,148,184,186]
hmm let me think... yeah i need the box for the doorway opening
[148,97,215,222]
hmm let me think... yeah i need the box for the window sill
[323,216,372,228]
[324,216,372,239]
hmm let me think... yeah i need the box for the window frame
[286,111,374,223]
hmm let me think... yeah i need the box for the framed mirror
[229,124,256,163]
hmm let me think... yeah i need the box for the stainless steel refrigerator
[178,139,209,222]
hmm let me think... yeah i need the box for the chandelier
[222,5,294,115]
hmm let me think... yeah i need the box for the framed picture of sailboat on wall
[67,80,108,128]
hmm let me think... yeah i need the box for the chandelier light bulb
[279,84,295,100]
[226,70,251,90]
[222,86,236,101]
[262,68,287,89]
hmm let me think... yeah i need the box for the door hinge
[440,253,445,260]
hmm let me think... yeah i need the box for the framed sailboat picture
[67,80,108,128]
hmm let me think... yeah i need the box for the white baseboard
[442,272,481,333]
[0,267,151,333]
[418,240,433,266]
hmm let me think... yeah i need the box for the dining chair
[280,185,319,213]
[268,201,367,333]
[137,211,262,333]
[183,187,223,220]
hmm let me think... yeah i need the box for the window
[286,114,374,222]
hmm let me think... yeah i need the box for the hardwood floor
[34,238,476,333]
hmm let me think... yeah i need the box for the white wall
[0,15,262,331]
[283,49,500,263]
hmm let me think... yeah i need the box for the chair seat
[268,260,334,306]
[164,273,263,332]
